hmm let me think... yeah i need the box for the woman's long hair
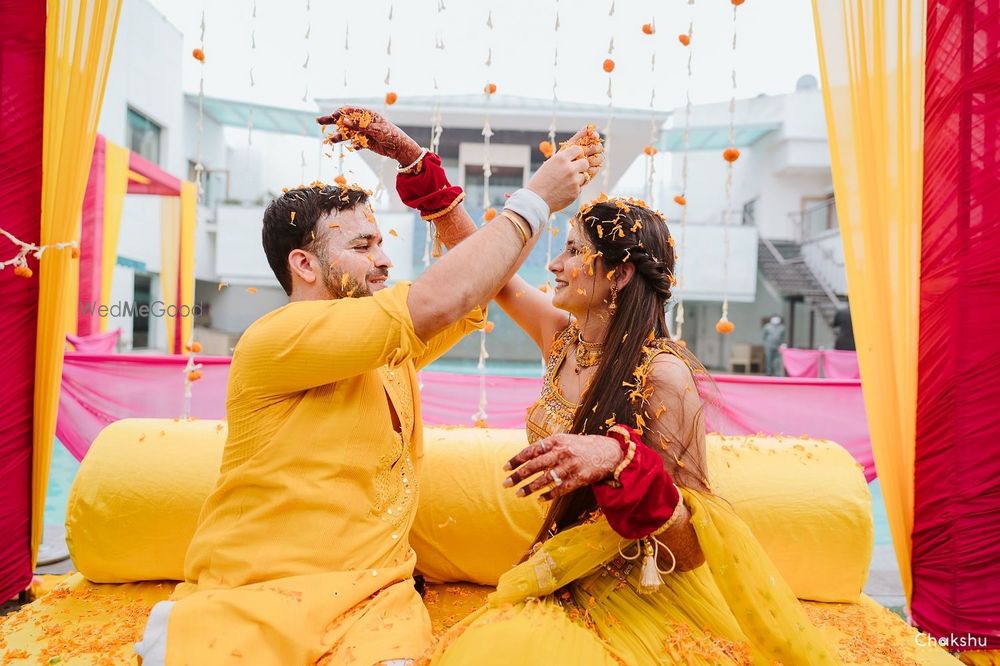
[531,198,711,545]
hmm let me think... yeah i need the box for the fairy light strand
[674,1,696,341]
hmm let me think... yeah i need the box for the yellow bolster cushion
[66,420,872,602]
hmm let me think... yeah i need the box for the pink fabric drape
[912,0,1000,648]
[126,150,180,196]
[57,354,873,480]
[77,135,105,337]
[822,350,860,379]
[65,330,120,353]
[780,348,821,378]
[0,0,45,603]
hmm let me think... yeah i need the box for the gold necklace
[574,332,603,371]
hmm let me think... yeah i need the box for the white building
[98,0,848,372]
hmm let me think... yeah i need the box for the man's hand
[502,432,624,501]
[526,126,604,213]
[317,106,423,167]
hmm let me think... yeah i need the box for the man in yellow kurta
[134,107,601,665]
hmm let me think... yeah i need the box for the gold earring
[609,283,619,316]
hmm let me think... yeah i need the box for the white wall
[215,204,272,281]
[802,231,848,295]
[674,225,758,303]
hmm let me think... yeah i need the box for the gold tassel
[431,224,443,258]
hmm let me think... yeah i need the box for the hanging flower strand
[643,14,659,202]
[716,0,742,336]
[0,229,78,279]
[473,6,496,428]
[377,0,396,197]
[424,0,448,265]
[541,0,561,298]
[674,0,696,342]
[192,9,207,202]
[247,0,257,145]
[601,0,616,189]
[181,335,204,419]
[302,0,311,103]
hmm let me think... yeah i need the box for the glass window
[127,107,162,164]
[132,273,152,349]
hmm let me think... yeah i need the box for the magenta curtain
[912,0,1000,648]
[822,350,860,380]
[0,0,44,602]
[780,348,822,378]
[78,135,106,337]
[57,354,874,480]
[65,329,121,353]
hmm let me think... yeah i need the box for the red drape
[913,0,1000,648]
[0,0,45,602]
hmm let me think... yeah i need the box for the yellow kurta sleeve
[234,282,427,395]
[414,306,489,371]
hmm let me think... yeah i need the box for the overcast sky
[150,0,820,114]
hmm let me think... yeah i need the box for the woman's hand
[525,126,604,213]
[316,105,423,167]
[503,433,624,501]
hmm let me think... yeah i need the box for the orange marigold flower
[642,23,655,35]
[643,145,658,156]
[192,48,205,62]
[388,229,399,237]
[715,317,735,334]
[186,341,202,353]
[674,194,687,206]
[484,82,497,95]
[732,0,746,5]
[187,370,203,381]
[603,58,616,73]
[538,140,554,158]
[484,207,497,222]
[678,34,691,46]
[334,175,347,186]
[385,91,398,105]
[723,147,741,163]
[473,418,488,428]
[70,246,80,258]
[484,321,496,333]
[538,283,550,293]
[13,265,32,278]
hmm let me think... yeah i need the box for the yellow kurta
[165,282,485,665]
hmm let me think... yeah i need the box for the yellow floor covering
[0,574,966,665]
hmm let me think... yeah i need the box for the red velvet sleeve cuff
[395,151,464,219]
[593,424,681,539]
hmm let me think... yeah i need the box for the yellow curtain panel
[811,1,926,603]
[34,0,123,563]
[179,180,197,350]
[98,140,130,332]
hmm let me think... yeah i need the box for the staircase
[757,238,842,327]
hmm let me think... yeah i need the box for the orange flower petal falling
[723,147,741,163]
[385,91,398,105]
[334,175,347,186]
[71,247,80,258]
[678,34,691,46]
[603,58,615,73]
[483,208,497,222]
[715,318,735,335]
[674,195,687,206]
[538,141,554,158]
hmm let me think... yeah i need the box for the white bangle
[504,188,549,236]
[397,148,428,174]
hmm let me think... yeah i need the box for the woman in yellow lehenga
[425,197,841,665]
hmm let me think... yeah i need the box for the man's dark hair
[262,184,369,295]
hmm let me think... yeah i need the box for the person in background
[761,314,785,376]
[833,304,855,351]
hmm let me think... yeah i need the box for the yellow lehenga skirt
[426,489,842,665]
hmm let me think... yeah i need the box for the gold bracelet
[421,192,467,221]
[611,438,637,484]
[500,210,529,247]
[652,491,685,536]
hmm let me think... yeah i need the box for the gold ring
[583,172,592,184]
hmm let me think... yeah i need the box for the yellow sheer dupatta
[488,489,840,665]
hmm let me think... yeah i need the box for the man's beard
[321,262,385,299]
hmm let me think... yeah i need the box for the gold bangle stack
[652,491,686,536]
[499,210,530,247]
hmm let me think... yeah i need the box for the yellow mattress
[0,574,962,665]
